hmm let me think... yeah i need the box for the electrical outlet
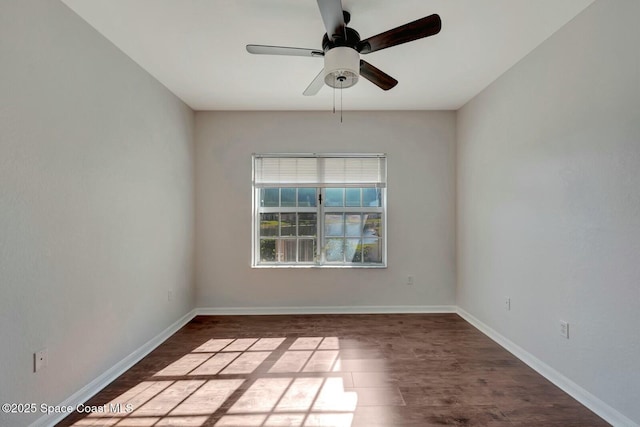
[505,297,511,311]
[34,349,47,372]
[407,275,414,286]
[560,320,569,339]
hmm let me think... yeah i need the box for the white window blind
[253,154,386,187]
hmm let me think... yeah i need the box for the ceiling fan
[246,0,441,96]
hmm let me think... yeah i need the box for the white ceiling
[61,0,594,111]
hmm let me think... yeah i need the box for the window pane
[363,239,382,263]
[260,213,279,236]
[325,238,344,262]
[261,188,279,207]
[281,213,296,236]
[363,188,381,207]
[298,213,316,236]
[346,238,361,263]
[277,240,297,262]
[363,213,381,238]
[299,239,316,262]
[260,239,276,261]
[325,188,344,207]
[254,179,384,267]
[345,214,361,237]
[298,188,316,207]
[281,188,296,207]
[324,214,344,237]
[345,188,361,207]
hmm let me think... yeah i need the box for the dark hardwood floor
[58,314,609,426]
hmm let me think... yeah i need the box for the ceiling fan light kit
[324,47,359,89]
[246,0,441,96]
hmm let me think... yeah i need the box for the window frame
[252,154,387,269]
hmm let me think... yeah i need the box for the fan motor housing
[324,47,359,89]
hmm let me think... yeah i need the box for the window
[252,154,387,267]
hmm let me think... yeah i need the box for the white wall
[0,1,195,425]
[195,111,456,310]
[457,0,640,424]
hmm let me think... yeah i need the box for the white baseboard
[31,309,197,427]
[196,305,457,315]
[456,307,637,427]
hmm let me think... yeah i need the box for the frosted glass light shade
[323,47,359,89]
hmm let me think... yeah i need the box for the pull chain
[333,76,346,123]
[332,84,336,114]
[340,78,343,123]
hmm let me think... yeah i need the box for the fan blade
[303,69,325,96]
[359,60,398,90]
[246,44,324,57]
[316,0,345,41]
[358,14,441,54]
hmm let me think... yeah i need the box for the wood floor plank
[57,314,610,426]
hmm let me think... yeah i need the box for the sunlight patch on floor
[72,336,363,427]
[274,377,324,412]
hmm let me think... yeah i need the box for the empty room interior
[1,0,639,426]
